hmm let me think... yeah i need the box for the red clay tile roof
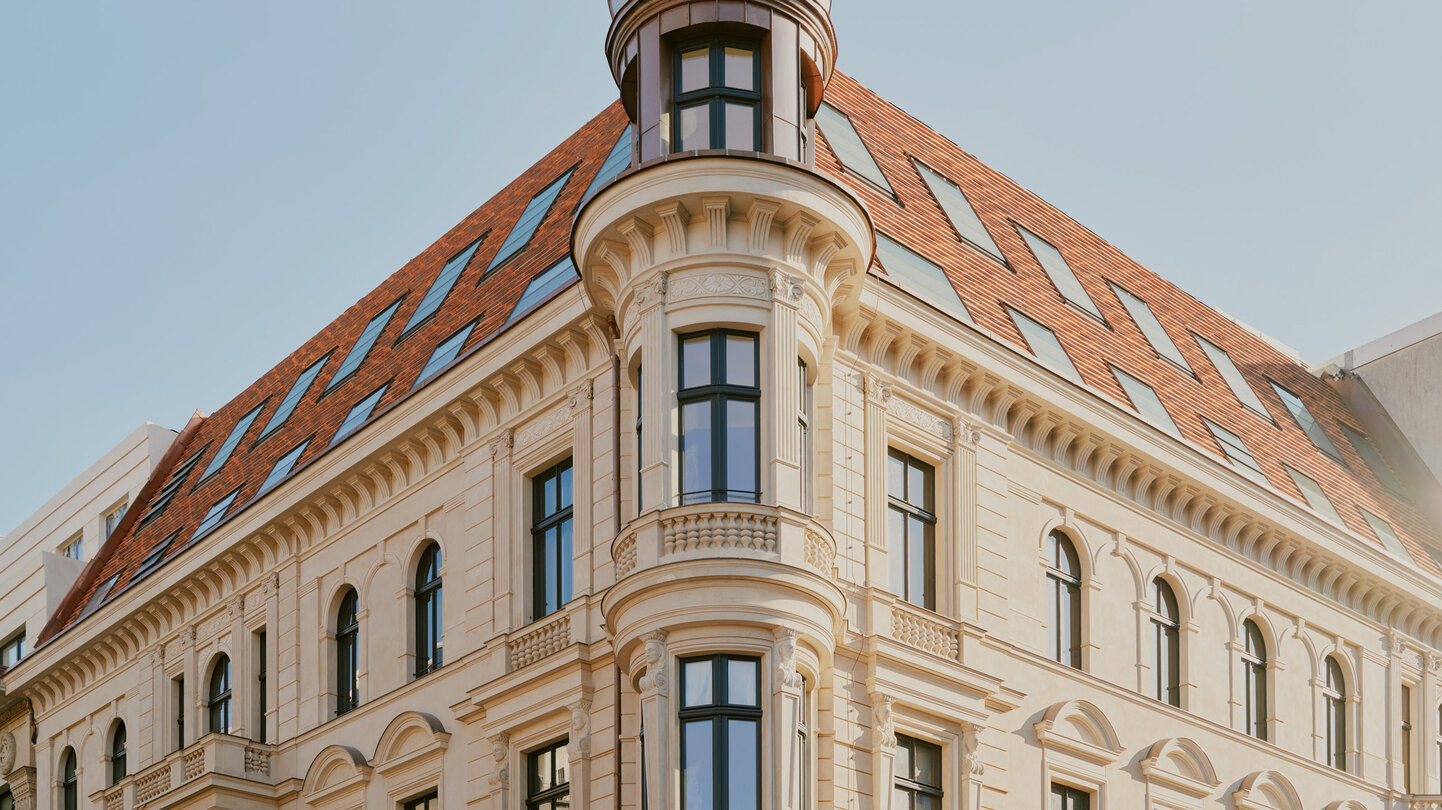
[43,73,1441,643]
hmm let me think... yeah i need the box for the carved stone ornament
[488,429,514,460]
[1387,630,1408,657]
[962,728,985,775]
[1429,653,1442,674]
[568,702,593,758]
[0,730,14,776]
[863,373,893,407]
[633,272,667,307]
[637,630,669,697]
[490,733,510,789]
[567,380,594,412]
[954,418,982,446]
[773,627,804,689]
[6,765,35,810]
[770,268,804,303]
[870,693,897,750]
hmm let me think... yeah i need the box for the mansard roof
[42,72,1441,643]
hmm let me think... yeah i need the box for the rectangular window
[816,102,894,192]
[1008,307,1084,384]
[526,740,571,810]
[875,233,974,324]
[0,630,24,669]
[894,735,942,810]
[259,353,330,439]
[58,533,83,561]
[1340,422,1405,494]
[175,676,185,751]
[1270,381,1343,460]
[417,320,478,384]
[325,298,403,392]
[1050,783,1091,810]
[1111,365,1181,438]
[1202,418,1269,486]
[200,403,264,482]
[401,237,484,337]
[1359,508,1412,561]
[1195,336,1271,418]
[139,448,206,527]
[260,439,311,493]
[584,127,633,201]
[915,161,1003,261]
[104,502,127,538]
[135,531,180,579]
[1284,465,1343,524]
[532,459,574,620]
[403,793,438,810]
[678,331,760,505]
[333,383,390,444]
[674,39,760,152]
[1018,227,1104,321]
[509,257,579,321]
[798,359,812,512]
[255,629,267,743]
[680,655,761,810]
[1110,282,1191,372]
[193,488,242,541]
[887,450,936,611]
[486,170,575,275]
[1403,684,1414,792]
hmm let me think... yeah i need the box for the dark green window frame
[414,543,443,677]
[894,735,942,810]
[678,330,760,505]
[887,450,936,611]
[526,740,571,810]
[679,655,762,810]
[336,588,360,715]
[673,37,761,152]
[208,654,232,734]
[1050,783,1091,810]
[1045,530,1082,669]
[531,459,574,620]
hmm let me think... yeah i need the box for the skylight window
[400,237,484,337]
[1111,365,1181,438]
[199,404,263,482]
[583,128,633,202]
[1007,307,1083,384]
[326,298,403,392]
[914,162,1003,261]
[1110,283,1191,372]
[1017,227,1104,321]
[259,353,330,439]
[135,531,180,578]
[485,169,576,275]
[139,448,205,527]
[417,321,478,384]
[1203,417,1269,486]
[510,257,579,321]
[1270,382,1342,460]
[875,233,973,324]
[260,439,311,494]
[1359,508,1412,561]
[193,488,242,541]
[334,384,390,444]
[1195,336,1270,418]
[1285,465,1343,524]
[815,103,894,193]
[1340,422,1405,494]
[79,575,120,620]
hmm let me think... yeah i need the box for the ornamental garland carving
[515,409,572,450]
[667,273,769,302]
[888,396,953,442]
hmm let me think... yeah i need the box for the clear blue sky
[3,0,1439,535]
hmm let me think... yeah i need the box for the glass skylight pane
[816,103,893,192]
[200,404,262,481]
[1111,365,1181,437]
[259,353,329,438]
[915,163,1003,261]
[1195,336,1270,417]
[136,531,180,577]
[1270,382,1342,460]
[418,322,477,384]
[1203,417,1269,485]
[80,575,119,619]
[486,170,575,274]
[193,488,241,540]
[584,128,633,201]
[140,449,204,525]
[1359,508,1411,560]
[510,257,579,321]
[875,233,973,324]
[1016,227,1104,320]
[326,299,403,391]
[1285,465,1343,524]
[260,439,311,494]
[1008,308,1083,384]
[1340,423,1405,493]
[1110,283,1191,371]
[334,384,389,444]
[401,237,483,335]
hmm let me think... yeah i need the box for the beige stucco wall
[1349,321,1442,485]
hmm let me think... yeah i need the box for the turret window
[678,331,760,505]
[680,655,761,810]
[674,38,760,152]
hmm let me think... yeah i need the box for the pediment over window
[1232,770,1301,810]
[1032,699,1122,765]
[1139,737,1219,799]
[1322,802,1368,810]
[302,745,372,807]
[374,711,450,768]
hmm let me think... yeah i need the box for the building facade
[4,2,1442,809]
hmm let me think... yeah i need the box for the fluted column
[863,374,892,590]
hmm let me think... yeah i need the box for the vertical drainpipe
[609,313,624,810]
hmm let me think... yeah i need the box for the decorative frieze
[667,272,770,302]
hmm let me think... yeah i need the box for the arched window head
[1324,656,1347,770]
[415,543,443,677]
[1150,578,1181,707]
[208,654,232,734]
[1241,620,1267,740]
[337,587,360,715]
[1044,530,1082,669]
[110,721,127,785]
[60,747,77,810]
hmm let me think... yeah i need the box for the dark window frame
[1323,657,1346,771]
[894,734,942,810]
[208,654,232,734]
[1151,579,1181,707]
[531,459,575,621]
[110,721,127,785]
[1242,620,1268,740]
[678,654,762,810]
[60,747,78,810]
[526,739,572,810]
[403,792,439,810]
[1050,782,1091,810]
[336,588,360,715]
[414,543,444,678]
[1045,530,1083,669]
[887,449,937,611]
[672,36,762,152]
[678,330,761,505]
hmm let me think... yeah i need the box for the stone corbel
[5,765,35,810]
[870,692,898,810]
[770,268,804,305]
[637,630,668,697]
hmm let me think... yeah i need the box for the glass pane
[544,529,559,614]
[559,464,572,509]
[725,334,755,386]
[544,473,558,515]
[683,720,713,810]
[536,748,553,790]
[559,520,573,607]
[909,516,929,607]
[888,508,906,595]
[727,658,759,706]
[682,336,712,389]
[680,47,710,93]
[894,740,912,777]
[679,103,711,151]
[887,453,906,500]
[726,399,757,498]
[684,660,713,707]
[908,462,928,510]
[680,400,712,500]
[894,788,910,810]
[723,47,754,90]
[724,102,755,151]
[915,794,937,810]
[727,719,759,810]
[554,744,570,786]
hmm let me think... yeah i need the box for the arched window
[336,588,360,715]
[208,654,232,734]
[415,543,443,677]
[1242,620,1268,740]
[1324,657,1347,770]
[1151,579,1181,707]
[60,747,78,810]
[110,720,127,784]
[1044,530,1082,668]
